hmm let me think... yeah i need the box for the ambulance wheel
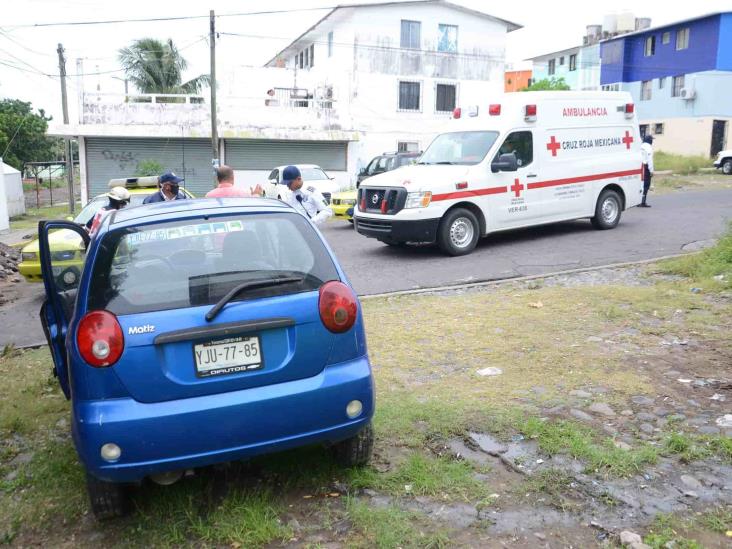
[332,423,374,467]
[591,190,622,230]
[722,159,732,175]
[438,208,479,256]
[86,472,131,520]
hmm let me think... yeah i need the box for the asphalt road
[1,188,731,348]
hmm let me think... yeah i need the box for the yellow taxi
[19,177,195,286]
[330,190,357,223]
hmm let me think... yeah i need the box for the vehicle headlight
[21,252,38,262]
[404,191,432,209]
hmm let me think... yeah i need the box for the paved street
[1,188,731,348]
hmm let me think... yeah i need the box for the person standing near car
[278,165,332,226]
[205,165,263,198]
[143,171,188,203]
[640,134,654,208]
[88,186,130,236]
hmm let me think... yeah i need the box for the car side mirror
[491,152,519,173]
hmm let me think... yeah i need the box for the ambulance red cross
[354,91,643,256]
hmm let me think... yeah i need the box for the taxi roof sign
[108,176,160,189]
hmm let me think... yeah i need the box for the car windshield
[87,212,339,315]
[419,131,499,165]
[300,168,329,181]
[74,193,150,225]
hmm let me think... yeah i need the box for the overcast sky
[1,0,730,122]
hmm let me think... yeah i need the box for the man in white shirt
[278,165,333,226]
[640,134,654,208]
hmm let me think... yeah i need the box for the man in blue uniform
[143,171,188,204]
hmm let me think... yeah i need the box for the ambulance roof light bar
[524,104,537,122]
[625,103,634,118]
[489,104,501,116]
[107,176,160,189]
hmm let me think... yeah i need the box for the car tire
[332,423,374,467]
[437,208,479,256]
[86,472,131,520]
[723,159,732,175]
[591,189,622,230]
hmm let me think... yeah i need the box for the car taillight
[453,107,461,119]
[77,310,124,367]
[319,281,358,333]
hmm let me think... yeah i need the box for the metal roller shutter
[85,138,213,198]
[225,140,347,171]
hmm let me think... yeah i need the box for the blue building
[601,12,732,157]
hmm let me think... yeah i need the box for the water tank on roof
[616,12,636,33]
[635,18,652,30]
[603,13,618,34]
[586,25,602,44]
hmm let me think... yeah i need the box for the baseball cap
[281,165,301,185]
[107,186,131,202]
[159,171,184,184]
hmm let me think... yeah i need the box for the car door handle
[526,173,538,178]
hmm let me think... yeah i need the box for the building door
[711,120,727,158]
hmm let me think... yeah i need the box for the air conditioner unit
[679,88,696,100]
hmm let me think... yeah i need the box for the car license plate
[193,336,262,378]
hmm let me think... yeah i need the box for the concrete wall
[2,163,24,217]
[531,47,581,88]
[505,70,532,92]
[639,116,730,156]
[0,161,8,233]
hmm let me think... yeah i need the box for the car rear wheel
[332,423,374,467]
[723,159,732,175]
[86,472,131,520]
[591,189,622,230]
[437,208,479,256]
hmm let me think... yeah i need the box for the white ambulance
[354,91,643,256]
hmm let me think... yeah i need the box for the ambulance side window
[495,131,533,168]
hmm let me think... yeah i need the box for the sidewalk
[0,227,36,248]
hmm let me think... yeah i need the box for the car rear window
[87,212,340,315]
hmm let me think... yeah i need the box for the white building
[50,0,520,202]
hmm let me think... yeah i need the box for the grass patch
[9,204,79,231]
[655,152,710,174]
[346,498,449,549]
[643,509,732,549]
[663,432,732,464]
[520,468,579,511]
[657,223,732,289]
[520,418,658,477]
[350,453,489,502]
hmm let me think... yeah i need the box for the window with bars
[672,75,685,97]
[435,83,456,112]
[641,80,652,101]
[398,81,421,111]
[437,24,458,52]
[401,20,421,49]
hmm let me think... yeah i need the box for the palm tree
[118,38,209,95]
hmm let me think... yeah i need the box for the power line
[0,6,337,30]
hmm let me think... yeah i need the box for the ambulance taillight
[524,104,537,122]
[489,104,501,116]
[625,103,635,118]
[453,107,462,119]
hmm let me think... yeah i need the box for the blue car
[37,198,375,519]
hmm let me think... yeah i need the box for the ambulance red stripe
[526,168,642,190]
[432,186,507,202]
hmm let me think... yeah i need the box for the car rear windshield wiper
[434,161,456,165]
[205,276,303,322]
[417,161,432,165]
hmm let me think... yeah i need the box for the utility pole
[209,10,219,173]
[57,43,75,214]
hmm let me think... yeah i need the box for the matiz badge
[128,324,155,335]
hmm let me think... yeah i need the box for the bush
[654,152,710,174]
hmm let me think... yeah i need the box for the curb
[360,251,699,300]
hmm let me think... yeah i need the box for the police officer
[640,134,654,208]
[87,186,130,236]
[278,165,333,225]
[143,171,188,204]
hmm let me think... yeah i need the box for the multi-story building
[601,11,732,157]
[50,0,520,202]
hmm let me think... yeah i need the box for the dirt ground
[1,260,731,548]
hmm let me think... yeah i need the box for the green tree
[521,77,571,91]
[118,38,209,95]
[135,159,164,176]
[0,99,55,170]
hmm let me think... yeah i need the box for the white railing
[84,92,206,104]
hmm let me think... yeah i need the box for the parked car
[713,149,732,175]
[37,197,374,519]
[357,151,421,187]
[18,177,194,286]
[331,190,357,223]
[263,164,342,204]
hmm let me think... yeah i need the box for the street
[1,188,731,348]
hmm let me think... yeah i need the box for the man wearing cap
[640,134,654,208]
[278,165,332,226]
[143,171,188,204]
[87,186,130,236]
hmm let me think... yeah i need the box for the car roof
[109,197,292,229]
[272,164,323,170]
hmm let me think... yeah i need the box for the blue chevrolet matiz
[37,197,375,519]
